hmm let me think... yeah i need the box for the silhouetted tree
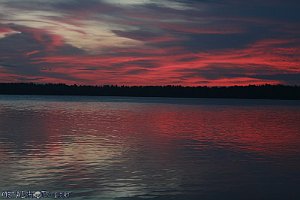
[0,83,299,100]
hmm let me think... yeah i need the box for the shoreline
[1,83,300,100]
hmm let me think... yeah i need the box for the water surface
[0,95,300,200]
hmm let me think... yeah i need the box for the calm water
[0,95,300,200]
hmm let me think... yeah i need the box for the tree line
[0,83,299,100]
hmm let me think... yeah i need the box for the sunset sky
[0,0,299,86]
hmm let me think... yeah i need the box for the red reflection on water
[1,102,300,157]
[126,105,300,156]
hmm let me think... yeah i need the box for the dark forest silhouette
[0,83,299,100]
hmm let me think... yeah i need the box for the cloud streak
[0,0,299,85]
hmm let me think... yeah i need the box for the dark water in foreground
[0,95,300,200]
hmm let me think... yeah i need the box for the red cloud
[23,37,298,86]
[0,27,13,33]
[1,24,299,87]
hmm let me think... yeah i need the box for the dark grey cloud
[251,73,300,85]
[112,29,163,41]
[176,64,300,85]
[0,23,85,81]
[126,68,151,75]
[108,0,300,54]
[210,0,300,22]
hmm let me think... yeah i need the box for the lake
[0,95,300,200]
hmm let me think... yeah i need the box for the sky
[0,0,299,86]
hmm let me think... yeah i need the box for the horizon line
[1,82,300,88]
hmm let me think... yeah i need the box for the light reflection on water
[0,95,300,200]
